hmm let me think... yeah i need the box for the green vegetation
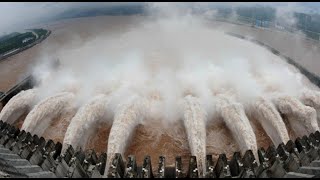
[0,29,48,55]
[0,32,20,42]
[0,32,36,54]
[30,28,48,38]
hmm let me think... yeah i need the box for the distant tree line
[0,29,48,55]
[0,32,36,54]
[31,29,48,38]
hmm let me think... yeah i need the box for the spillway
[216,95,258,157]
[1,7,320,178]
[300,89,320,126]
[182,95,207,177]
[250,97,290,146]
[104,97,148,177]
[62,94,110,153]
[0,88,36,124]
[21,92,75,136]
[273,95,319,138]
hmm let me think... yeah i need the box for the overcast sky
[0,2,319,35]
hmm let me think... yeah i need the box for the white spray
[300,89,320,127]
[273,95,319,138]
[62,94,110,153]
[216,95,258,157]
[0,89,37,124]
[182,95,207,177]
[249,97,290,146]
[21,92,75,136]
[104,96,148,177]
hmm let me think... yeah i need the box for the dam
[0,28,320,177]
[1,3,320,177]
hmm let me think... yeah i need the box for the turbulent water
[104,97,148,177]
[62,94,110,153]
[21,92,75,136]
[0,89,36,124]
[216,95,258,157]
[250,97,290,146]
[182,95,207,177]
[273,95,319,138]
[300,89,320,126]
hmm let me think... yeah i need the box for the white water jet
[216,95,258,157]
[104,97,148,177]
[62,94,110,153]
[300,89,320,126]
[273,95,319,137]
[182,95,207,177]
[249,97,290,146]
[21,92,75,136]
[0,89,37,124]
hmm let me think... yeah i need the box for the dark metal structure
[0,120,320,178]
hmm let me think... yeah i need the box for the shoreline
[0,30,51,62]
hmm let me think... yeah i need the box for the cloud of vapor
[274,3,305,27]
[27,2,311,127]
